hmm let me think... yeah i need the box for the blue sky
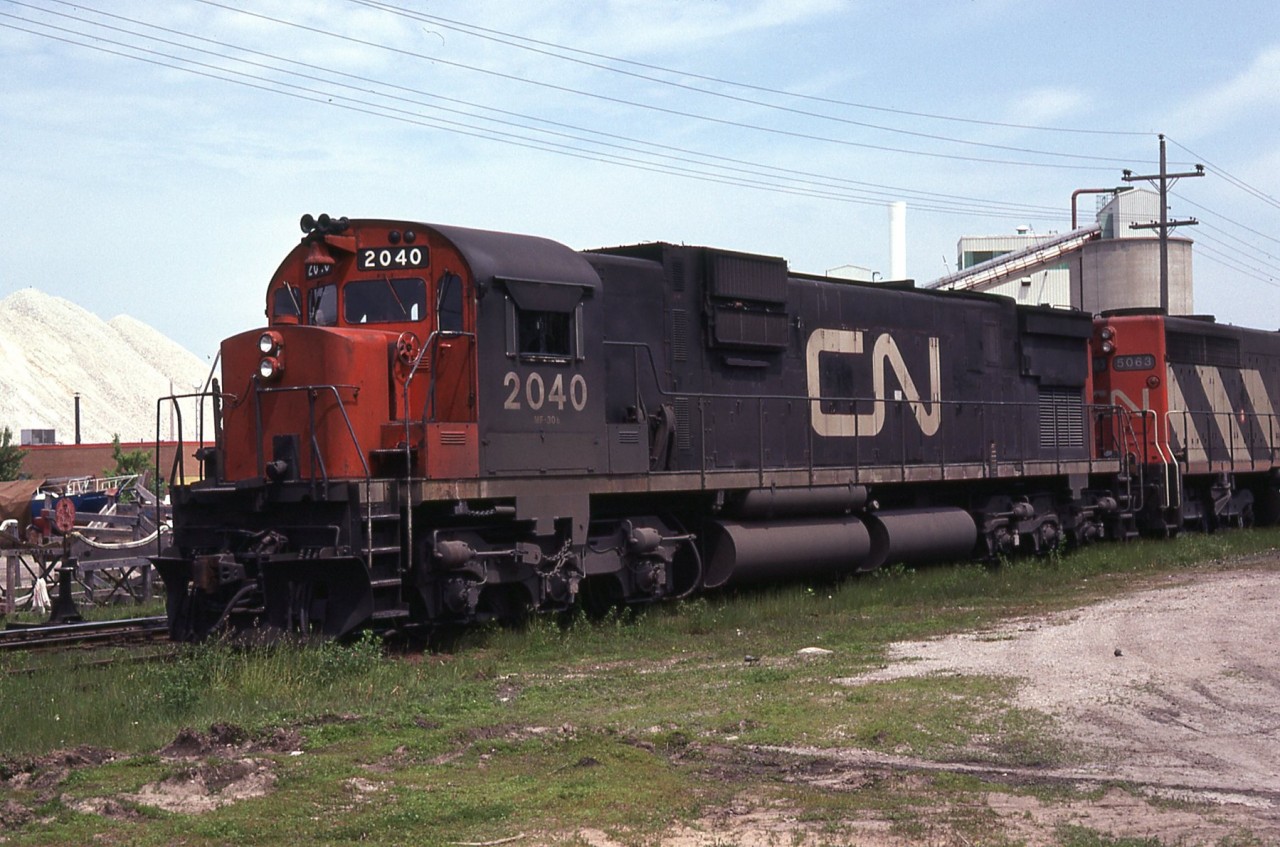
[3,0,1278,360]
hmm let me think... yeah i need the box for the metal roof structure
[927,225,1101,293]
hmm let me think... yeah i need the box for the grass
[2,528,1278,845]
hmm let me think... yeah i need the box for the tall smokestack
[74,393,81,445]
[889,201,907,280]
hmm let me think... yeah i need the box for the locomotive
[152,214,1280,639]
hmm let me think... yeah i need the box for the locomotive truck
[152,214,1280,639]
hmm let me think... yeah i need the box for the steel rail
[0,616,170,650]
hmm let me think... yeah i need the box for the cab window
[343,277,426,324]
[309,284,337,326]
[501,279,586,362]
[517,309,573,358]
[272,285,302,321]
[437,272,464,333]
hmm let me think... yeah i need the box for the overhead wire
[18,0,1069,216]
[1195,221,1280,270]
[1195,242,1280,289]
[344,0,1149,137]
[1171,192,1280,247]
[178,0,1135,172]
[0,12,1074,217]
[3,2,1075,219]
[1167,136,1280,212]
[346,0,1152,162]
[1191,228,1280,279]
[5,0,1272,267]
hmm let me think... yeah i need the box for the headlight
[259,356,283,381]
[1100,341,1115,354]
[259,330,283,355]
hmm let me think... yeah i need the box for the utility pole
[1122,133,1204,312]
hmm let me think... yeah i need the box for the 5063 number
[503,371,587,412]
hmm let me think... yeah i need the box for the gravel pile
[0,289,214,444]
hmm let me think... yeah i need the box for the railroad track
[0,616,170,650]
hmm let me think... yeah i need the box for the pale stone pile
[0,289,213,444]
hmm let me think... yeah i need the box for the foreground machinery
[152,215,1280,639]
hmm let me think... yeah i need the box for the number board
[1112,353,1157,372]
[357,246,430,271]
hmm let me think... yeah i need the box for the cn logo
[805,328,941,437]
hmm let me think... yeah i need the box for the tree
[107,434,162,498]
[0,426,27,481]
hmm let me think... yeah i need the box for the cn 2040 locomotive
[153,215,1280,638]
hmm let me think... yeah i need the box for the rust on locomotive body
[152,216,1280,641]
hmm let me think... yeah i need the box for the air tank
[702,517,884,588]
[862,507,978,570]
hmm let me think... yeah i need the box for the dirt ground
[663,560,1280,846]
[6,561,1280,845]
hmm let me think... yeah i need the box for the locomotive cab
[214,216,481,484]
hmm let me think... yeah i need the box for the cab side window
[272,285,302,321]
[437,272,464,333]
[502,279,586,363]
[517,309,572,357]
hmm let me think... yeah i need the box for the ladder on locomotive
[362,488,412,626]
[1111,409,1146,541]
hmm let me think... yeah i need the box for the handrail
[156,391,234,489]
[253,382,371,483]
[400,329,478,453]
[604,340,1127,481]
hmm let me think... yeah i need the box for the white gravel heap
[0,289,214,444]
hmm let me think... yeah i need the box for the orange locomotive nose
[219,325,390,482]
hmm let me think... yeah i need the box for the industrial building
[929,188,1194,315]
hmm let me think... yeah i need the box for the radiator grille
[672,308,689,362]
[674,397,692,450]
[669,257,685,292]
[1167,331,1240,368]
[1038,387,1084,450]
[617,428,640,444]
[438,431,468,446]
[711,306,789,350]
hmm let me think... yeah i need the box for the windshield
[344,277,427,324]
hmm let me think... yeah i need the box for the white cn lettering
[805,328,941,438]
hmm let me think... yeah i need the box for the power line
[346,0,1149,138]
[1166,136,1280,212]
[1194,229,1280,278]
[5,3,1075,220]
[15,0,1068,218]
[1196,242,1280,288]
[177,0,1128,172]
[8,2,1274,299]
[348,0,1152,162]
[1194,222,1280,271]
[0,14,1073,218]
[1171,191,1280,247]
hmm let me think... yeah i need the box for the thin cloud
[1005,88,1089,127]
[1177,44,1280,137]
